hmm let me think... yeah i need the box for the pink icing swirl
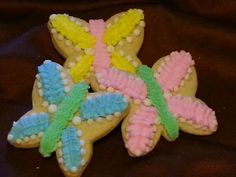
[125,104,158,156]
[96,68,147,100]
[89,19,111,72]
[167,96,217,131]
[156,50,195,93]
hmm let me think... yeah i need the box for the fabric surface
[0,1,236,177]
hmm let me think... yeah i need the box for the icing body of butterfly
[47,9,218,157]
[7,60,129,177]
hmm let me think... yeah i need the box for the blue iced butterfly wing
[56,127,89,176]
[79,92,128,121]
[7,111,50,148]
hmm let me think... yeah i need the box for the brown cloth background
[0,0,236,177]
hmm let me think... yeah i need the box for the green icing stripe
[137,65,179,140]
[39,83,89,157]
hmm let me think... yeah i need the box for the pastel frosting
[40,83,89,157]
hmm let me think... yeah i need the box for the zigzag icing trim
[125,105,158,156]
[50,14,95,49]
[104,9,144,46]
[96,68,147,101]
[167,96,218,131]
[155,51,195,93]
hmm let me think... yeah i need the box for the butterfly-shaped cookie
[7,60,129,177]
[47,8,145,83]
[94,50,218,157]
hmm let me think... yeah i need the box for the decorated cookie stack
[7,9,218,177]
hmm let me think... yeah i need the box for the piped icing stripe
[156,51,195,93]
[89,19,111,72]
[167,96,218,131]
[61,127,82,172]
[50,14,95,49]
[39,83,89,157]
[8,113,49,142]
[69,55,94,82]
[104,9,144,46]
[137,65,179,140]
[126,105,158,156]
[111,52,136,74]
[96,68,147,100]
[38,60,65,105]
[80,93,128,119]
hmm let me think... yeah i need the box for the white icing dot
[69,16,75,22]
[60,72,66,79]
[43,60,51,64]
[119,50,124,56]
[106,115,113,121]
[80,148,86,155]
[173,86,178,92]
[62,79,68,85]
[185,74,189,80]
[84,26,89,32]
[126,36,133,43]
[48,104,57,113]
[80,159,86,166]
[137,9,144,14]
[38,132,44,137]
[76,56,81,61]
[37,82,42,88]
[42,101,49,107]
[65,40,72,46]
[50,28,57,34]
[13,121,17,126]
[70,167,78,173]
[76,21,81,26]
[96,117,103,122]
[74,45,81,52]
[85,48,94,55]
[57,34,64,41]
[144,99,151,106]
[99,85,106,90]
[139,21,145,27]
[118,40,124,46]
[16,139,22,144]
[23,137,29,142]
[68,62,75,68]
[163,92,172,98]
[64,86,71,93]
[180,80,184,86]
[126,55,132,61]
[72,116,81,125]
[77,130,83,137]
[80,140,85,146]
[58,157,63,164]
[31,113,37,116]
[114,112,121,117]
[7,134,13,141]
[132,61,139,67]
[56,64,63,71]
[188,68,192,73]
[107,45,115,52]
[30,134,36,140]
[38,89,43,96]
[49,14,56,20]
[35,74,40,79]
[87,119,94,125]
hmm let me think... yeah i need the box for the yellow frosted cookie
[7,60,129,177]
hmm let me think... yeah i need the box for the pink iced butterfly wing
[122,103,161,157]
[152,50,197,96]
[167,95,218,135]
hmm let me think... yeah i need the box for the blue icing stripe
[80,93,128,120]
[61,127,81,170]
[9,113,49,140]
[38,60,65,105]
